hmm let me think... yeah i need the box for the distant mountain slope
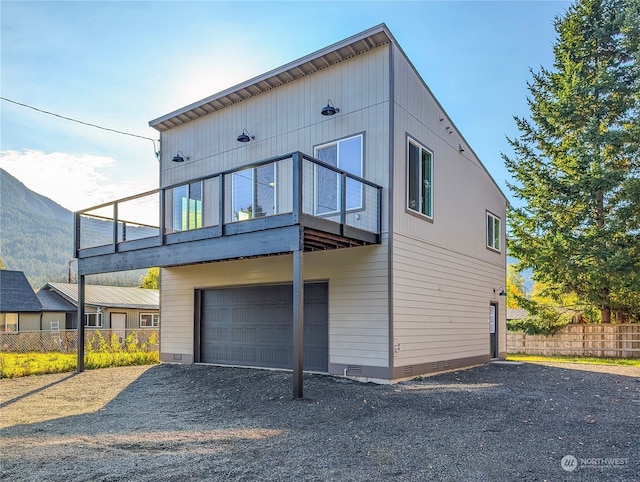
[0,168,145,288]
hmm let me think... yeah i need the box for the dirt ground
[1,361,639,481]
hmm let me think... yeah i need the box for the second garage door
[200,282,328,372]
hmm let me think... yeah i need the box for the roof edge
[149,24,392,129]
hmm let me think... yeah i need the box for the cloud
[0,149,156,212]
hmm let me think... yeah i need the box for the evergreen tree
[504,0,640,323]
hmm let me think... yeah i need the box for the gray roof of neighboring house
[0,270,42,312]
[36,289,77,312]
[507,308,529,320]
[42,283,159,310]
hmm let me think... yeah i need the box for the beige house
[40,283,159,334]
[75,24,507,394]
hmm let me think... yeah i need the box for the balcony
[75,152,383,275]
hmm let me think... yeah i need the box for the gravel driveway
[1,361,639,481]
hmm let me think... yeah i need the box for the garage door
[200,282,328,372]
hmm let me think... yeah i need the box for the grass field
[507,353,640,367]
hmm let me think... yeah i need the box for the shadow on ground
[2,362,639,481]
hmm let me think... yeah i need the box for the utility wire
[1,96,160,159]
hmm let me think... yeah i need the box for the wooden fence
[507,324,640,358]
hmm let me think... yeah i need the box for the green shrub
[0,339,159,378]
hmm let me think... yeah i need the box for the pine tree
[504,0,640,323]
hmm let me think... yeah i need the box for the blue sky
[1,0,570,211]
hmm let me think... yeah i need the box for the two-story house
[75,24,507,397]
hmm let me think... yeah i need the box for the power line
[1,96,159,159]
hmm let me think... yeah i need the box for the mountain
[0,168,146,288]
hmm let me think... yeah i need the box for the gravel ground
[1,361,639,481]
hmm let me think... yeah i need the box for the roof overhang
[149,24,393,132]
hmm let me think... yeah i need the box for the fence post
[77,275,85,372]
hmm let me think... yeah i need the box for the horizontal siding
[392,233,506,366]
[160,239,389,367]
[391,43,506,262]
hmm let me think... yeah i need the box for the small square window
[140,313,159,328]
[85,313,103,328]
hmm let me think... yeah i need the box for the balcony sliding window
[407,139,433,218]
[232,164,276,221]
[173,182,203,231]
[314,134,363,215]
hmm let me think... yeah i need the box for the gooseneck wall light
[172,150,189,163]
[237,129,255,143]
[321,100,340,116]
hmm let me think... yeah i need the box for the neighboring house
[36,289,76,331]
[39,283,159,334]
[74,24,507,390]
[0,270,42,332]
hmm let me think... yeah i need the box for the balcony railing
[75,152,382,259]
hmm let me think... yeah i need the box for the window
[0,313,18,332]
[232,164,276,221]
[85,313,103,327]
[140,313,159,328]
[173,181,203,231]
[407,139,433,218]
[314,135,363,214]
[487,212,501,251]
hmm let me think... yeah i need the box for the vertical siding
[160,238,389,367]
[390,44,507,366]
[159,46,391,233]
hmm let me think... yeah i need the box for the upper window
[232,164,276,221]
[487,212,501,252]
[85,312,103,328]
[314,135,363,215]
[407,139,433,218]
[173,181,203,231]
[1,313,18,332]
[140,313,159,328]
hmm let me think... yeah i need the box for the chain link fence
[0,329,159,354]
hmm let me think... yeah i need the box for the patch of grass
[0,351,159,379]
[507,353,640,367]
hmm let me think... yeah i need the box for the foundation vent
[404,365,414,375]
[346,365,362,375]
[172,353,183,361]
[443,360,451,369]
[432,362,439,370]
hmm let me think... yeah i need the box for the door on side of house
[199,282,328,372]
[489,303,498,359]
[111,313,126,340]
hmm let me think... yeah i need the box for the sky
[1,0,571,213]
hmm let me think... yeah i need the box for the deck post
[77,274,86,373]
[292,231,304,399]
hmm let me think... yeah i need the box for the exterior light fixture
[172,150,189,163]
[493,288,507,296]
[237,129,255,143]
[321,100,340,116]
[459,143,465,152]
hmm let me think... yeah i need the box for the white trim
[486,211,502,252]
[139,312,160,328]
